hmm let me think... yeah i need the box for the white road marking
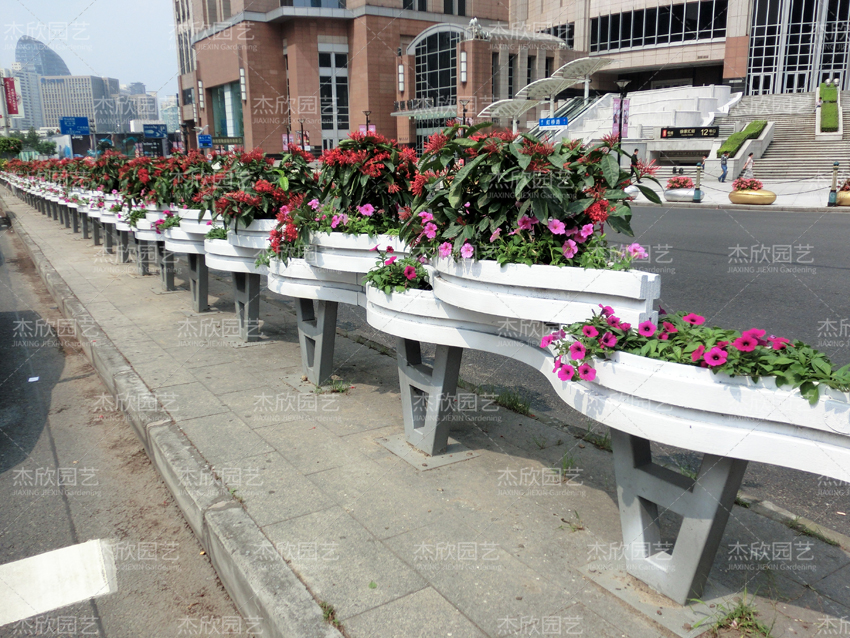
[0,539,117,626]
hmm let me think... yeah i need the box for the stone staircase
[713,91,850,181]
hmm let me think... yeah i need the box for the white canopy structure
[552,57,615,98]
[477,99,540,133]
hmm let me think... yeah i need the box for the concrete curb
[4,203,340,638]
[633,201,848,214]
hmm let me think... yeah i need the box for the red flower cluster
[320,148,370,167]
[519,139,554,157]
[215,191,263,218]
[586,199,613,224]
[423,133,448,154]
[254,179,289,203]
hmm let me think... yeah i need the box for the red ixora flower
[586,199,613,224]
[424,132,448,154]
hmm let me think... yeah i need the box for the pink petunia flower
[557,365,575,381]
[662,322,678,334]
[460,243,474,259]
[683,313,706,326]
[627,243,648,259]
[579,224,594,240]
[600,332,618,348]
[704,347,728,366]
[357,203,375,216]
[403,265,417,280]
[540,334,557,348]
[638,321,657,337]
[548,219,566,235]
[743,328,766,340]
[732,335,757,352]
[438,242,452,258]
[768,336,791,350]
[583,326,599,338]
[308,198,320,210]
[691,345,706,362]
[620,322,631,331]
[518,215,537,231]
[489,228,502,243]
[419,211,434,223]
[598,305,614,317]
[569,341,586,361]
[385,256,398,265]
[423,222,438,240]
[578,364,596,381]
[562,239,578,259]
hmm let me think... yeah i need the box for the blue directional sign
[143,124,167,139]
[538,117,568,129]
[197,134,213,148]
[59,116,90,136]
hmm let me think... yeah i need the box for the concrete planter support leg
[396,338,463,456]
[295,299,338,385]
[52,201,59,221]
[156,242,176,291]
[63,206,71,229]
[118,230,131,263]
[187,254,209,313]
[610,429,748,605]
[57,204,65,226]
[81,213,89,239]
[71,209,79,233]
[92,220,102,246]
[232,272,261,342]
[135,238,151,276]
[103,224,114,254]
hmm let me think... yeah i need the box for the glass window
[527,55,536,86]
[418,0,426,10]
[508,54,516,97]
[415,31,460,106]
[644,7,657,44]
[492,52,499,99]
[670,3,685,42]
[403,0,413,9]
[319,52,332,68]
[590,17,599,52]
[621,12,632,48]
[444,0,452,13]
[457,0,464,16]
[657,6,671,44]
[685,3,699,40]
[610,14,621,49]
[335,53,347,68]
[600,16,609,51]
[545,56,553,77]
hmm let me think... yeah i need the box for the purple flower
[308,198,320,210]
[419,211,434,223]
[518,215,537,231]
[423,222,437,240]
[489,228,501,243]
[403,265,417,280]
[638,321,656,337]
[357,203,375,217]
[562,239,578,259]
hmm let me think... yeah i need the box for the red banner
[3,77,19,116]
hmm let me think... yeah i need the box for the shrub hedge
[820,82,838,102]
[821,101,839,132]
[716,120,768,158]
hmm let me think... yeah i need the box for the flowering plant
[840,178,850,192]
[258,196,305,266]
[212,149,286,229]
[153,211,182,234]
[732,178,763,192]
[400,124,661,266]
[543,306,850,404]
[123,207,148,228]
[362,246,431,294]
[312,132,417,235]
[666,176,694,190]
[205,226,228,240]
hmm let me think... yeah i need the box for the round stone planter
[728,189,776,205]
[100,209,120,224]
[308,232,408,274]
[267,258,364,306]
[227,219,278,250]
[163,228,206,255]
[623,185,639,201]
[203,239,268,275]
[115,218,133,233]
[145,202,161,212]
[431,257,660,327]
[836,191,850,206]
[663,188,703,202]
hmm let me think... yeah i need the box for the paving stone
[155,380,230,421]
[175,412,276,471]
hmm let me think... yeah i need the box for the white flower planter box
[133,219,160,242]
[145,210,168,222]
[177,210,212,234]
[115,219,132,232]
[163,228,205,255]
[227,219,277,250]
[87,206,104,221]
[308,232,408,274]
[204,239,268,275]
[100,209,119,224]
[663,188,703,202]
[267,258,364,306]
[432,257,660,327]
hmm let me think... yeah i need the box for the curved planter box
[204,239,268,275]
[115,219,133,232]
[163,228,206,255]
[308,232,408,274]
[432,257,660,327]
[87,206,104,221]
[836,192,850,206]
[133,219,160,242]
[729,189,776,205]
[227,219,277,250]
[100,210,119,224]
[663,188,703,202]
[146,210,169,222]
[268,258,364,306]
[178,210,212,233]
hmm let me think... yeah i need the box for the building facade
[172,0,850,152]
[39,75,131,133]
[160,95,181,132]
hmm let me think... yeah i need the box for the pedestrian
[815,97,823,113]
[742,152,754,179]
[630,149,641,183]
[699,155,707,171]
[719,151,729,182]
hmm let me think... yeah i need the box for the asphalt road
[322,205,850,536]
[0,228,254,637]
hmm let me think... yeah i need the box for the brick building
[171,0,850,152]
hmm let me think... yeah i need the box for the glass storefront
[210,81,244,138]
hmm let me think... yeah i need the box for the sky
[1,0,179,99]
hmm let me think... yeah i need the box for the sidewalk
[633,175,845,211]
[4,189,850,638]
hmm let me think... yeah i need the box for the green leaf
[601,153,620,188]
[812,358,832,376]
[636,184,662,204]
[799,381,820,405]
[565,198,594,214]
[369,581,377,589]
[606,214,633,236]
[604,189,630,200]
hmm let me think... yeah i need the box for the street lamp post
[298,118,305,152]
[459,99,470,129]
[363,110,371,132]
[615,79,630,168]
[829,161,839,207]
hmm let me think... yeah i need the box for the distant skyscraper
[39,75,129,132]
[126,82,147,95]
[15,36,71,77]
[11,62,44,130]
[129,92,158,120]
[160,96,180,133]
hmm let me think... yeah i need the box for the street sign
[143,124,167,139]
[197,134,212,148]
[212,136,243,145]
[660,127,719,139]
[59,116,90,136]
[538,116,568,129]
